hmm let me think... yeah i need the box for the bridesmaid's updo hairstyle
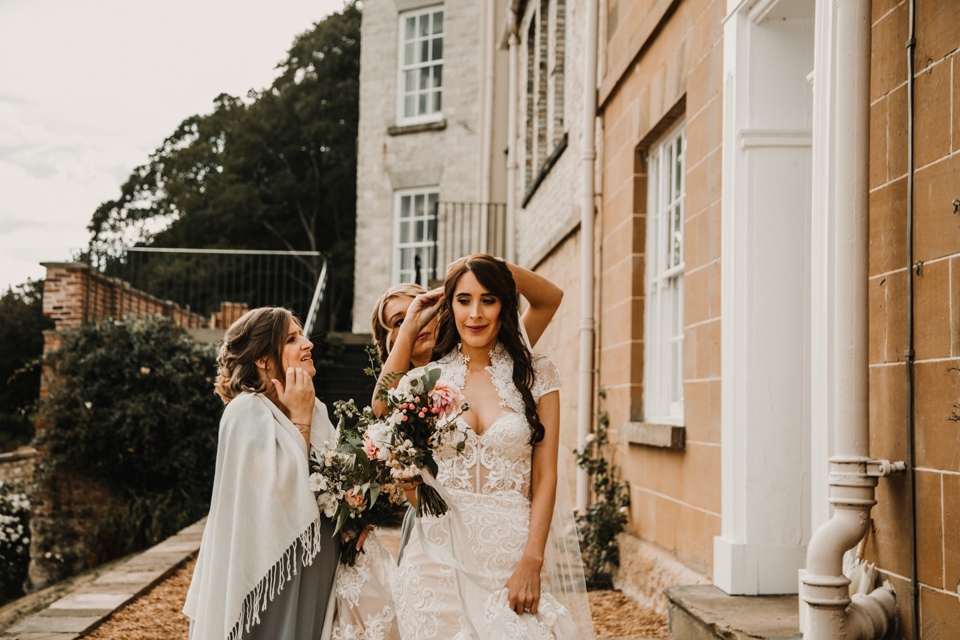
[370,283,428,365]
[433,255,545,445]
[214,307,299,404]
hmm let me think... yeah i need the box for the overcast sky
[0,0,348,293]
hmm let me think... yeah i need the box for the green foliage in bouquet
[38,316,222,560]
[0,481,30,603]
[573,388,631,590]
[309,399,407,566]
[368,365,469,518]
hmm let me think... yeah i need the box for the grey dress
[190,517,341,640]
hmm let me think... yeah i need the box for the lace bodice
[409,343,561,498]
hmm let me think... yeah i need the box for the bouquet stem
[415,485,449,518]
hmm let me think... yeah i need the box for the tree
[89,3,361,329]
[0,280,52,451]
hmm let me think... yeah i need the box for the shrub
[0,280,53,452]
[573,389,631,590]
[37,315,222,559]
[0,481,30,601]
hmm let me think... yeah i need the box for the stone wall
[0,448,36,484]
[866,1,960,632]
[597,0,724,585]
[352,0,511,332]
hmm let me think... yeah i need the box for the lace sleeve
[531,355,562,404]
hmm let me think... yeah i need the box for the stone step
[665,585,801,640]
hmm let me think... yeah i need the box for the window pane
[404,43,414,66]
[418,93,427,114]
[433,11,443,34]
[414,194,424,218]
[674,137,683,200]
[401,249,411,270]
[404,95,415,117]
[671,341,681,402]
[433,90,441,112]
[432,37,443,61]
[433,64,442,88]
[672,206,682,267]
[419,14,429,36]
[420,40,429,65]
[400,220,410,244]
[405,17,415,40]
[400,196,411,218]
[416,220,425,241]
[405,70,415,91]
[419,66,429,90]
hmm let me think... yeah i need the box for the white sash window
[397,7,444,125]
[644,124,686,424]
[394,188,438,285]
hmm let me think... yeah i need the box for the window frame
[643,122,686,426]
[396,6,445,127]
[393,187,439,286]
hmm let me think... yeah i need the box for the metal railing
[85,247,328,333]
[431,202,508,280]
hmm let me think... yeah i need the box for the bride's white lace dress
[389,343,580,640]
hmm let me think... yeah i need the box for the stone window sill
[388,119,447,136]
[619,421,686,450]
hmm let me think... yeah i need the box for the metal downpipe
[576,0,598,513]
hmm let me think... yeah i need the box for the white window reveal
[398,7,444,125]
[394,189,438,285]
[644,124,685,425]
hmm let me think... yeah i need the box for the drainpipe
[904,2,920,639]
[505,14,518,264]
[800,0,904,637]
[478,0,495,252]
[576,0,598,513]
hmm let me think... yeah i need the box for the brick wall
[598,0,723,588]
[866,0,960,633]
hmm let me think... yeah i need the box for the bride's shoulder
[530,354,562,400]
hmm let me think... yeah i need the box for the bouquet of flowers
[363,365,470,517]
[309,400,407,566]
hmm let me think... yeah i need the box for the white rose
[317,492,339,519]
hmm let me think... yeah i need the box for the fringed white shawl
[183,392,336,640]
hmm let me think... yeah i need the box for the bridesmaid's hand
[505,556,542,615]
[272,366,316,426]
[400,288,444,337]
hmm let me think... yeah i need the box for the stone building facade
[354,0,960,634]
[351,0,510,332]
[505,0,960,635]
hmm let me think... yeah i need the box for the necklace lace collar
[440,342,524,414]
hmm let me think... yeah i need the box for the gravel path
[84,555,668,640]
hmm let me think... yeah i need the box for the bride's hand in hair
[401,288,444,336]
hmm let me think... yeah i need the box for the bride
[393,253,585,639]
[330,254,593,639]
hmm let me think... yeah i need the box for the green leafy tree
[0,280,52,451]
[89,2,361,329]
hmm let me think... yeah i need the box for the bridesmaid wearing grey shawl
[183,307,340,640]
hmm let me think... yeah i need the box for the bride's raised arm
[504,388,560,616]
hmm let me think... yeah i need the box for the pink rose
[428,380,464,420]
[344,488,366,511]
[362,434,379,460]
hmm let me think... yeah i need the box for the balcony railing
[83,247,328,334]
[429,201,507,282]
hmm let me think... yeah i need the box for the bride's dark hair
[433,255,545,445]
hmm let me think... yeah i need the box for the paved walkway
[1,519,204,640]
